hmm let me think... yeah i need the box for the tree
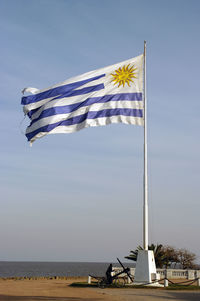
[177,249,197,269]
[125,244,165,268]
[161,245,179,268]
[125,245,143,262]
[125,245,197,269]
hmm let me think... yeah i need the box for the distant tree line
[125,244,198,269]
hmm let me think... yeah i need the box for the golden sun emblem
[110,64,137,88]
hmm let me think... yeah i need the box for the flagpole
[135,41,159,285]
[143,40,148,251]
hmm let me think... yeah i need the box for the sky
[0,0,200,263]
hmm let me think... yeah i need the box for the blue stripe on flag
[29,93,142,126]
[27,83,105,119]
[21,74,106,105]
[50,84,104,100]
[26,108,143,141]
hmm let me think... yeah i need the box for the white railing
[112,267,135,278]
[112,267,200,279]
[157,269,200,279]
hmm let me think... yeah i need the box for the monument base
[133,250,162,286]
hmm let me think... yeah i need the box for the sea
[0,261,135,278]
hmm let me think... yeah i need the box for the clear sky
[0,0,200,263]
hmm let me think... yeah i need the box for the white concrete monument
[134,250,159,284]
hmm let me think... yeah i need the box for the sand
[0,277,200,301]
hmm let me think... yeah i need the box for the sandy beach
[0,277,200,301]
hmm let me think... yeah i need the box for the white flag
[21,54,143,144]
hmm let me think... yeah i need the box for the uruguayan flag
[21,54,143,144]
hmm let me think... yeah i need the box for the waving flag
[21,54,143,144]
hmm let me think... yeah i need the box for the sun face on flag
[110,64,137,88]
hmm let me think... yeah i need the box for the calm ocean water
[0,261,135,278]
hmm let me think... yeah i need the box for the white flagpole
[135,43,159,285]
[143,41,148,251]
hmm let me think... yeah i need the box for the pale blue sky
[0,0,200,262]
